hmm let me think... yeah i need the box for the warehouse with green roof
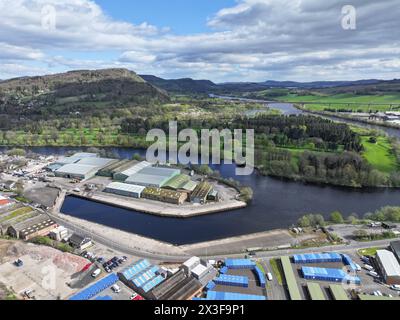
[280,256,302,300]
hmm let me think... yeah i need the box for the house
[69,233,92,250]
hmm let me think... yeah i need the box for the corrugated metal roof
[377,250,400,277]
[293,252,342,264]
[307,282,326,300]
[281,256,302,300]
[330,285,349,300]
[140,166,181,177]
[120,161,152,177]
[215,274,249,286]
[77,157,116,167]
[56,163,98,175]
[225,259,256,269]
[126,173,172,187]
[69,274,119,300]
[205,291,266,301]
[105,182,145,194]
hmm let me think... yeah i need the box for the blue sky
[96,0,235,34]
[0,0,399,82]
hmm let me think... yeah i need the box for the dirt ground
[0,239,89,300]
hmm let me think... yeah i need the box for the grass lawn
[269,258,284,286]
[361,136,398,173]
[358,247,380,257]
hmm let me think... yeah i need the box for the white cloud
[0,0,399,82]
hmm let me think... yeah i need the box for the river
[1,101,399,245]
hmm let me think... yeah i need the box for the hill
[0,69,170,115]
[140,75,218,93]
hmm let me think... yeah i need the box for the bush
[330,211,344,224]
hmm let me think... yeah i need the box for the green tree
[330,211,344,224]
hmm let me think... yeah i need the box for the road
[45,210,190,263]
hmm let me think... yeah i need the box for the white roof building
[376,250,400,284]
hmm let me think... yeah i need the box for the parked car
[130,293,144,301]
[390,285,400,291]
[111,285,121,293]
[14,259,23,267]
[91,268,102,278]
[368,271,379,278]
[97,257,105,264]
[364,264,374,271]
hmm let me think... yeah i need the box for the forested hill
[0,68,170,116]
[140,75,218,93]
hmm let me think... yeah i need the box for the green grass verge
[358,247,380,257]
[269,258,284,286]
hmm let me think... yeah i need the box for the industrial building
[49,226,69,241]
[51,152,98,168]
[113,161,152,181]
[329,284,349,300]
[142,187,188,205]
[293,252,342,264]
[118,259,166,299]
[51,153,116,180]
[149,269,203,300]
[306,282,326,300]
[390,241,400,263]
[198,291,266,301]
[190,181,213,204]
[55,163,99,180]
[182,257,217,285]
[375,250,400,285]
[97,159,132,177]
[301,266,361,285]
[69,274,119,300]
[104,182,146,199]
[163,174,198,193]
[281,256,302,300]
[214,274,249,288]
[225,259,256,270]
[7,214,58,240]
[125,166,181,188]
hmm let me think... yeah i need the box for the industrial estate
[1,150,400,302]
[1,0,400,308]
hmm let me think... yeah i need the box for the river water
[2,102,399,245]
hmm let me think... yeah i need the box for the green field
[275,93,400,112]
[361,136,398,173]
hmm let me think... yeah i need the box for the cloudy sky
[0,0,399,82]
